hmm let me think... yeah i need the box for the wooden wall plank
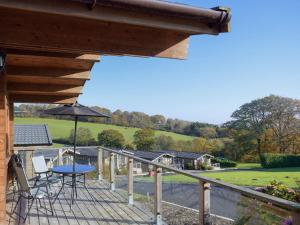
[0,69,8,223]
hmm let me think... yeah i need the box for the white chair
[32,155,61,186]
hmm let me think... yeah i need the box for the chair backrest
[32,155,48,178]
[11,154,31,193]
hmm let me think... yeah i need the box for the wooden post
[292,211,300,225]
[154,167,162,225]
[109,153,115,191]
[58,148,63,166]
[0,64,8,222]
[128,157,133,205]
[98,147,103,180]
[199,180,211,225]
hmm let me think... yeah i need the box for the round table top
[52,164,95,174]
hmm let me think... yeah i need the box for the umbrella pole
[73,116,78,171]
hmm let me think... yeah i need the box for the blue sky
[79,0,300,125]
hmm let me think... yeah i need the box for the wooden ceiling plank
[0,8,190,59]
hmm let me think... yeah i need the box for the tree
[155,135,176,150]
[69,127,95,146]
[133,128,156,151]
[98,129,125,149]
[229,97,271,156]
[199,127,217,138]
[265,95,300,153]
[173,140,193,152]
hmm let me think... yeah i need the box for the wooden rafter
[5,53,98,104]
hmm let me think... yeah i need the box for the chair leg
[24,197,35,222]
[18,195,22,225]
[47,194,54,216]
[11,194,21,215]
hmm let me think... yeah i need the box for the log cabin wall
[0,66,9,222]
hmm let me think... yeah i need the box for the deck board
[6,180,153,225]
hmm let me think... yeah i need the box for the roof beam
[8,83,83,95]
[9,94,77,104]
[6,54,95,70]
[0,7,189,59]
[6,66,90,80]
[0,0,229,34]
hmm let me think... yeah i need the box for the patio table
[52,164,95,207]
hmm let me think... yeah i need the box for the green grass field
[236,163,262,169]
[15,117,195,144]
[137,167,300,188]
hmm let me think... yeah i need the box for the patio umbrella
[43,102,110,170]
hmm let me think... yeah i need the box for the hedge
[211,157,237,168]
[260,153,300,168]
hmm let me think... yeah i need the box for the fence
[15,146,300,225]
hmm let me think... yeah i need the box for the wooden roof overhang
[0,0,231,104]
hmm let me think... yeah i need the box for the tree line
[15,94,300,162]
[55,127,224,154]
[15,104,221,138]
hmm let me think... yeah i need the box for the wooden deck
[6,179,153,225]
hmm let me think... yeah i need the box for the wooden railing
[99,146,300,225]
[15,146,300,225]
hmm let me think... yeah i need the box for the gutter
[71,0,231,29]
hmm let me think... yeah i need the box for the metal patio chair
[32,155,61,188]
[11,154,55,223]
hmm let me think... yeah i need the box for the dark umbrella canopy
[42,102,110,171]
[43,102,110,118]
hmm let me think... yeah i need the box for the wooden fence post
[154,167,162,225]
[292,211,300,225]
[58,148,63,166]
[98,147,103,180]
[199,181,211,225]
[128,157,133,205]
[109,152,115,191]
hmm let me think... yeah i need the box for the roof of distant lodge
[158,150,213,160]
[34,149,59,159]
[14,124,52,146]
[123,150,174,161]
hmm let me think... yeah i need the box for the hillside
[15,117,196,144]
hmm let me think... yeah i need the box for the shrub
[260,153,300,168]
[200,163,208,170]
[185,163,194,170]
[257,180,299,202]
[98,129,125,149]
[212,157,237,168]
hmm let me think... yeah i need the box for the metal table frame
[52,164,96,208]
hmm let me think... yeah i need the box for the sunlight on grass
[136,167,300,188]
[15,117,195,143]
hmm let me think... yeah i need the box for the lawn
[15,117,195,144]
[136,167,300,188]
[236,163,262,169]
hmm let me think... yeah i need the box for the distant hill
[15,117,196,145]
